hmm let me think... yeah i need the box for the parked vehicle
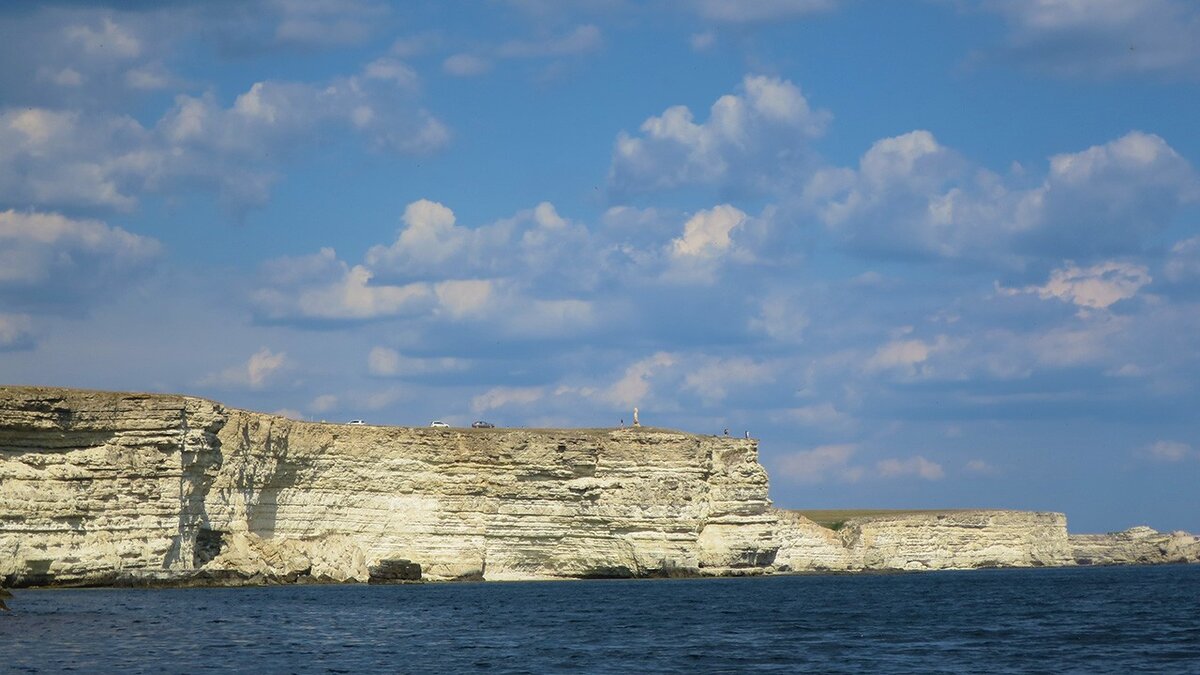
[429,420,449,428]
[471,421,495,429]
[347,420,366,425]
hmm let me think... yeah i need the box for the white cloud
[1166,237,1200,283]
[692,0,837,23]
[271,0,389,48]
[471,386,544,413]
[0,60,449,213]
[365,199,471,277]
[442,53,492,76]
[865,335,955,376]
[310,394,338,413]
[689,31,716,51]
[0,313,34,351]
[776,443,862,484]
[367,346,468,377]
[200,347,288,390]
[1022,132,1199,256]
[435,279,494,318]
[749,294,809,343]
[1141,440,1195,462]
[965,459,998,475]
[876,455,945,480]
[682,356,774,403]
[254,262,433,321]
[999,261,1150,310]
[0,209,160,285]
[65,16,141,59]
[781,403,854,430]
[0,210,160,312]
[670,204,747,259]
[496,24,602,58]
[609,75,830,195]
[808,130,1197,261]
[604,352,676,407]
[983,0,1200,79]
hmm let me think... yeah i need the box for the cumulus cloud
[775,444,862,484]
[609,74,830,196]
[603,352,676,407]
[200,347,289,390]
[366,199,596,291]
[670,204,748,259]
[876,455,945,480]
[999,261,1150,310]
[256,202,599,337]
[253,260,433,322]
[982,0,1200,80]
[808,130,1198,261]
[0,60,448,213]
[1019,132,1199,256]
[0,209,160,309]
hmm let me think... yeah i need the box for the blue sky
[2,0,1198,533]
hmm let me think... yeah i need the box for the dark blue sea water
[3,565,1199,673]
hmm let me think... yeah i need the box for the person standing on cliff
[633,407,640,427]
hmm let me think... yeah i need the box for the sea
[2,565,1198,673]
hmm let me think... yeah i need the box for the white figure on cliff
[633,407,640,427]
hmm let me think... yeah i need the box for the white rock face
[774,510,1074,572]
[0,387,775,585]
[3,386,1193,587]
[1071,526,1200,566]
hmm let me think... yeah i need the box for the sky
[1,0,1198,533]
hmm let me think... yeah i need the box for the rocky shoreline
[2,386,1197,589]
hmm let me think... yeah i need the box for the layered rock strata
[2,386,1195,588]
[773,509,1074,571]
[1070,527,1200,566]
[0,387,774,586]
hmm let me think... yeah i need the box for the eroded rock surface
[2,386,1195,587]
[1071,527,1200,566]
[774,510,1074,571]
[1,386,774,586]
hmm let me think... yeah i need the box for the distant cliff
[1,386,1195,587]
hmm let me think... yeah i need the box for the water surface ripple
[3,565,1198,673]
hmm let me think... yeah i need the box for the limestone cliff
[0,386,775,586]
[1071,527,1200,566]
[1,386,1195,587]
[773,510,1073,572]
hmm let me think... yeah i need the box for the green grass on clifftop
[792,509,972,531]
